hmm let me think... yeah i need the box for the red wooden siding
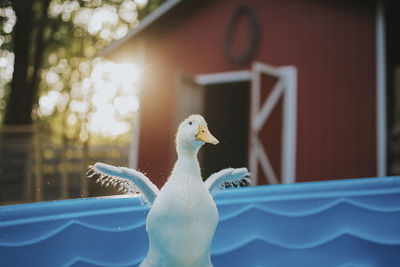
[110,0,377,187]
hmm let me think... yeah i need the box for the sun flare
[88,60,141,138]
[38,59,141,139]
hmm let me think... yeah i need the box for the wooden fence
[0,126,130,205]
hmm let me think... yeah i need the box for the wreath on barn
[224,4,260,64]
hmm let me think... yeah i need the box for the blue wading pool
[1,177,400,267]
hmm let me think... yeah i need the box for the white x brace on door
[249,62,297,185]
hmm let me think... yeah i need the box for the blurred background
[0,0,165,204]
[0,0,399,205]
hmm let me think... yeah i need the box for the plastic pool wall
[1,177,400,267]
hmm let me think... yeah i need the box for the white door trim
[195,70,251,85]
[249,62,297,185]
[376,0,387,177]
[128,42,146,169]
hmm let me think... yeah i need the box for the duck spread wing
[87,162,159,205]
[204,167,250,193]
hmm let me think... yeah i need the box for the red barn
[103,0,394,187]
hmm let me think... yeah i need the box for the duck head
[176,114,219,153]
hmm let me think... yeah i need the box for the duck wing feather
[204,167,250,193]
[87,162,159,205]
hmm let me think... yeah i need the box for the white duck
[88,114,249,267]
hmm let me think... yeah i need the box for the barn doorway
[175,63,297,185]
[201,81,250,179]
[175,71,251,180]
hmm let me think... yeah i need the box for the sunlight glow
[67,113,78,126]
[88,60,141,138]
[0,51,14,82]
[0,57,7,68]
[49,0,139,42]
[135,0,148,8]
[46,71,59,84]
[39,91,62,116]
[114,95,139,116]
[37,59,141,139]
[0,7,16,34]
[120,0,138,23]
[70,2,137,41]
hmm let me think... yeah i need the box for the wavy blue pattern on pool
[1,177,400,267]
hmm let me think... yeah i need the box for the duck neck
[174,145,201,175]
[177,144,199,160]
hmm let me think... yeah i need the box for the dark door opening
[386,0,400,175]
[200,81,250,179]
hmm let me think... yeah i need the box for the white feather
[87,162,159,206]
[205,167,250,193]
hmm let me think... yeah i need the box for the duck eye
[189,121,192,125]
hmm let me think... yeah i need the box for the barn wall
[112,0,377,187]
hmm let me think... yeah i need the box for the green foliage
[0,0,166,144]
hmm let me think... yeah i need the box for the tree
[3,0,49,125]
[1,0,165,126]
[0,0,166,203]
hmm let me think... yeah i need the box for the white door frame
[249,62,297,185]
[195,63,297,185]
[376,0,387,177]
[195,70,251,85]
[128,42,146,169]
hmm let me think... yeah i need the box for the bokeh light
[88,60,140,138]
[38,59,141,139]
